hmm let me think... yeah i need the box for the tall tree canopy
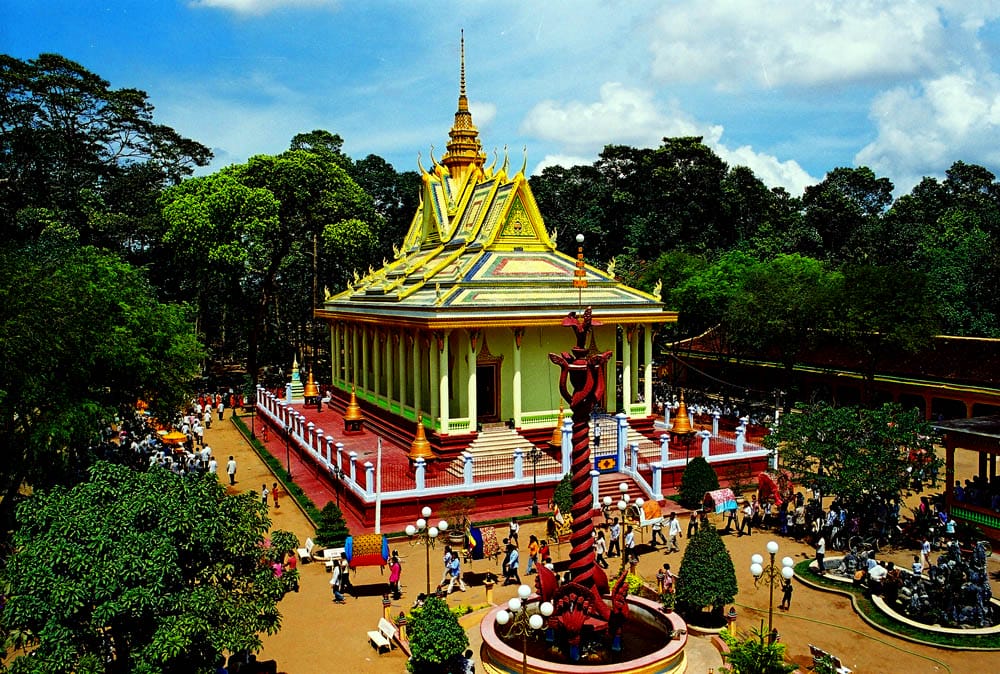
[159,149,375,380]
[0,241,202,530]
[0,53,211,252]
[0,462,298,674]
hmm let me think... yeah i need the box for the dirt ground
[210,416,998,674]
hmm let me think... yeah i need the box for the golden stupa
[343,385,364,432]
[408,415,435,461]
[671,390,694,436]
[303,368,320,400]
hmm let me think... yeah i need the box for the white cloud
[188,0,339,15]
[714,143,816,196]
[522,82,698,150]
[647,1,969,90]
[856,68,1000,188]
[468,101,496,129]
[520,81,816,193]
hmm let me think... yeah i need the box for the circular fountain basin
[480,595,687,674]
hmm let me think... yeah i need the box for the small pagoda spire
[441,30,486,184]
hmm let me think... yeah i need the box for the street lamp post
[495,584,555,674]
[749,540,795,643]
[528,447,542,516]
[405,506,449,596]
[284,423,292,479]
[617,481,630,571]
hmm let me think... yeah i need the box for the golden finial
[653,279,663,300]
[607,258,617,277]
[549,227,558,246]
[352,269,360,284]
[518,146,528,176]
[324,285,332,300]
[392,243,400,259]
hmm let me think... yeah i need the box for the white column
[429,335,440,422]
[629,327,639,409]
[643,326,653,415]
[622,326,633,411]
[438,331,450,433]
[467,332,478,427]
[512,331,522,426]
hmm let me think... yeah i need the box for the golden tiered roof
[317,36,673,330]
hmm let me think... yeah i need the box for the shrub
[407,596,469,673]
[676,522,736,619]
[314,500,350,548]
[553,472,573,515]
[679,456,719,508]
[719,624,797,674]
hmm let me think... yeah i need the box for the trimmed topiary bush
[314,500,350,548]
[676,521,737,623]
[678,456,719,509]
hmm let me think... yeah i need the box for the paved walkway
[207,413,996,674]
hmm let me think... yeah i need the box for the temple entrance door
[477,364,500,423]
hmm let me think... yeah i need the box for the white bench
[322,547,345,571]
[296,537,315,563]
[367,616,396,653]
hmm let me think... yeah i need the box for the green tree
[725,254,837,396]
[833,264,940,403]
[160,149,374,384]
[676,523,737,621]
[678,456,720,509]
[0,53,211,250]
[0,241,202,531]
[0,462,297,674]
[314,501,350,548]
[407,596,469,673]
[719,624,797,674]
[764,402,941,503]
[801,166,894,262]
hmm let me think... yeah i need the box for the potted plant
[439,496,475,545]
[661,591,676,613]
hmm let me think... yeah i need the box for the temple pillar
[467,330,478,427]
[629,326,639,408]
[331,322,339,386]
[361,326,369,393]
[438,331,450,433]
[351,324,360,389]
[398,333,406,411]
[373,329,382,401]
[643,326,653,414]
[412,334,422,419]
[386,331,395,407]
[429,334,440,422]
[512,328,523,426]
[622,326,633,410]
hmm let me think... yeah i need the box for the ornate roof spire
[441,30,486,184]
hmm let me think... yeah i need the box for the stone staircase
[445,426,561,478]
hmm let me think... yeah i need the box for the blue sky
[5,1,1000,196]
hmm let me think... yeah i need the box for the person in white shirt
[667,513,683,553]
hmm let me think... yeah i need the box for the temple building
[316,37,675,459]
